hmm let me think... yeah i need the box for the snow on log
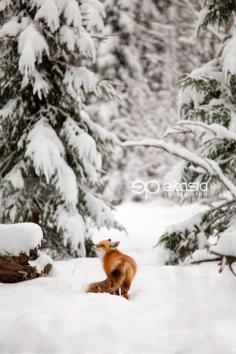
[29,252,54,276]
[0,222,43,256]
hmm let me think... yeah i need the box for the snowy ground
[1,199,236,354]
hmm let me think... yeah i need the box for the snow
[178,59,223,116]
[0,99,18,121]
[25,119,78,207]
[229,110,236,133]
[222,31,236,81]
[60,25,77,51]
[64,0,82,29]
[62,117,100,183]
[56,208,86,255]
[0,200,236,354]
[78,28,96,62]
[81,0,105,33]
[0,17,21,37]
[85,192,118,228]
[165,211,205,235]
[178,120,236,141]
[80,109,118,144]
[32,0,82,30]
[18,23,49,83]
[186,249,218,264]
[63,118,98,166]
[25,120,65,181]
[63,66,99,101]
[34,0,60,32]
[76,132,98,164]
[29,252,54,273]
[5,167,24,189]
[32,70,49,99]
[211,216,236,257]
[0,222,43,256]
[0,200,236,353]
[197,7,209,31]
[0,0,11,12]
[55,159,78,206]
[60,25,96,58]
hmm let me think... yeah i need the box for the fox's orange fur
[87,239,137,299]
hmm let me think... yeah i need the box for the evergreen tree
[0,0,119,257]
[158,0,236,264]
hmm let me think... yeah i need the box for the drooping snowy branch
[176,120,236,141]
[56,207,86,256]
[25,119,78,207]
[123,139,236,197]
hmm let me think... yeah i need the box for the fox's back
[103,250,137,278]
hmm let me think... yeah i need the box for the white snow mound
[211,216,236,257]
[0,222,43,256]
[29,252,53,273]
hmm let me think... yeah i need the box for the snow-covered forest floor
[1,200,236,354]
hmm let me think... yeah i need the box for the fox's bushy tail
[87,260,126,294]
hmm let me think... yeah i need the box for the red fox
[87,239,137,299]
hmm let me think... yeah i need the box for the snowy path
[1,200,236,354]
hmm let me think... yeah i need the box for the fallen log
[0,255,37,283]
[0,223,53,283]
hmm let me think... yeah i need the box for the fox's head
[94,239,120,256]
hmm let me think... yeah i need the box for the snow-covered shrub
[0,0,120,257]
[158,214,205,265]
[159,196,236,265]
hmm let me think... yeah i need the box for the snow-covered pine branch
[176,120,236,141]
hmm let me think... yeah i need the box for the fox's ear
[110,241,120,248]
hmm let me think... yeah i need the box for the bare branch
[191,257,221,265]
